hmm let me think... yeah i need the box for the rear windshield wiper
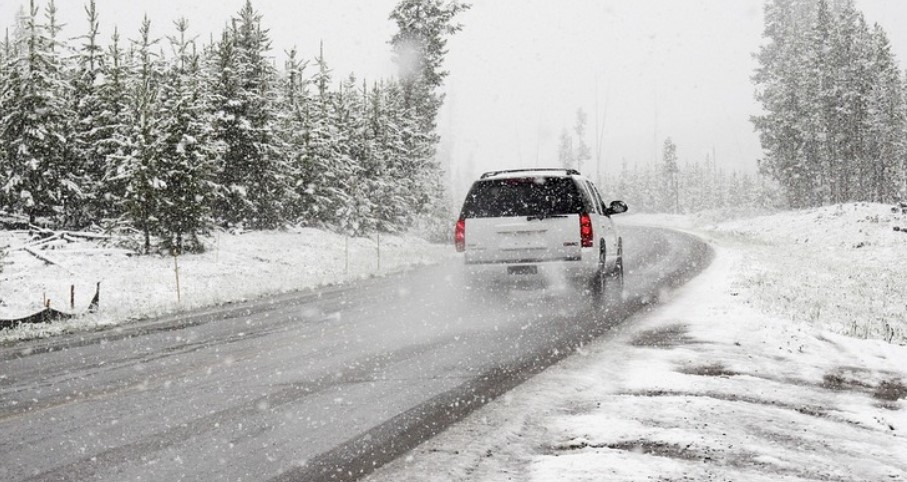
[526,214,568,221]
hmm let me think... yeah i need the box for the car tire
[610,237,625,296]
[591,241,607,301]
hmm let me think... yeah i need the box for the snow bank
[0,228,452,342]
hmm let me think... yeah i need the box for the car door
[585,180,617,263]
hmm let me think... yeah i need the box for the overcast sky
[4,0,907,197]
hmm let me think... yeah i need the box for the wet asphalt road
[0,226,711,481]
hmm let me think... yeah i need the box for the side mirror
[605,200,628,216]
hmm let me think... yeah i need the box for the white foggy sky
[4,0,907,196]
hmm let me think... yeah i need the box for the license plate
[508,265,538,275]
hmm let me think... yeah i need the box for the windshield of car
[460,177,584,218]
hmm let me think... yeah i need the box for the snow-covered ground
[0,228,451,342]
[627,203,907,345]
[369,203,907,481]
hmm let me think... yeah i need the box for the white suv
[455,168,627,296]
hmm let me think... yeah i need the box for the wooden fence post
[173,253,181,303]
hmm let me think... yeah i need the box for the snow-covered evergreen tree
[114,16,165,253]
[210,1,288,229]
[329,75,366,234]
[557,129,575,170]
[94,28,130,222]
[752,0,817,208]
[753,0,907,206]
[155,18,219,252]
[0,27,14,213]
[661,137,679,213]
[276,47,308,221]
[68,0,108,227]
[370,80,413,232]
[341,76,381,235]
[0,0,75,225]
[389,0,470,237]
[865,25,906,202]
[829,1,872,202]
[296,44,344,229]
[389,0,469,134]
[802,0,835,205]
[364,83,406,232]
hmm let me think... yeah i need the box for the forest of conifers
[0,0,468,252]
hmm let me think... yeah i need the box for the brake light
[455,218,466,252]
[580,213,593,247]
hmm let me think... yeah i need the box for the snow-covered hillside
[624,203,907,344]
[0,228,452,342]
[713,203,907,344]
[368,203,907,481]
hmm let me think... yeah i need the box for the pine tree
[330,75,366,234]
[69,0,107,226]
[0,27,13,213]
[155,18,219,253]
[902,71,907,200]
[802,0,835,205]
[557,129,575,170]
[384,76,433,231]
[372,80,413,231]
[365,81,401,232]
[389,0,469,134]
[346,77,381,235]
[114,16,164,253]
[830,1,872,202]
[661,138,679,213]
[865,24,906,202]
[297,44,344,229]
[752,0,817,208]
[389,0,470,236]
[95,27,130,222]
[753,0,906,206]
[0,0,75,225]
[276,47,308,221]
[210,1,287,229]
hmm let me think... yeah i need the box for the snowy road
[0,226,710,481]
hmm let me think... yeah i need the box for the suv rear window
[460,177,584,218]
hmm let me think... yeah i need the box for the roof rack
[479,168,581,179]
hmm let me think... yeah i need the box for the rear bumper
[463,248,599,284]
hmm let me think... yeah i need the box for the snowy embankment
[369,203,907,481]
[0,228,451,343]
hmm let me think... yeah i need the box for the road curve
[0,226,711,482]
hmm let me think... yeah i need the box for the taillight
[580,213,593,247]
[455,218,466,252]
